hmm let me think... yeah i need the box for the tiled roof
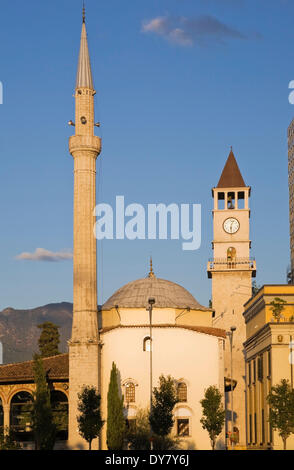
[217,150,246,188]
[0,354,69,383]
[100,324,226,339]
[102,277,211,311]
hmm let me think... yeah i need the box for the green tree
[107,362,125,450]
[269,297,286,323]
[149,375,178,443]
[267,379,294,450]
[252,281,261,296]
[127,408,151,450]
[127,407,180,451]
[37,322,60,357]
[77,386,104,450]
[200,385,225,450]
[0,427,21,450]
[32,354,56,450]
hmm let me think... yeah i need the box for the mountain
[0,302,73,364]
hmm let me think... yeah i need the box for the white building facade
[98,274,226,450]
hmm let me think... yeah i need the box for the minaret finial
[82,2,85,23]
[148,257,155,278]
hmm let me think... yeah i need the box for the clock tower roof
[217,149,246,188]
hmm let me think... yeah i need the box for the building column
[245,191,249,209]
[214,191,218,210]
[3,403,10,433]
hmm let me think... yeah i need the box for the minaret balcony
[69,135,101,157]
[207,257,256,278]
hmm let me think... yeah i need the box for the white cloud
[142,17,168,35]
[15,248,73,262]
[169,28,193,46]
[141,15,248,47]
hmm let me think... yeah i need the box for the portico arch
[10,391,33,442]
[50,390,68,440]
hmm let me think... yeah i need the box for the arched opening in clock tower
[227,247,236,268]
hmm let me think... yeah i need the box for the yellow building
[243,284,294,450]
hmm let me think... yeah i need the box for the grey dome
[102,276,209,311]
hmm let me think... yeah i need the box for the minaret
[68,8,101,449]
[207,149,256,449]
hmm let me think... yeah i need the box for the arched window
[227,247,236,268]
[143,336,151,352]
[125,383,136,404]
[175,405,192,437]
[50,390,68,440]
[10,391,33,441]
[177,382,187,402]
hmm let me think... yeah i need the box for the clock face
[223,217,240,234]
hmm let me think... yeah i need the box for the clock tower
[207,149,256,448]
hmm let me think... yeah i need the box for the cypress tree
[37,322,60,358]
[107,362,125,450]
[32,354,56,450]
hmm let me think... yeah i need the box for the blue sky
[0,0,293,310]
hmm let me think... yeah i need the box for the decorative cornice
[99,324,226,339]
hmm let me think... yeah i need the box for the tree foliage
[32,354,56,450]
[267,379,294,450]
[127,406,180,450]
[200,385,225,450]
[252,281,261,297]
[37,322,60,358]
[149,375,178,439]
[269,297,286,323]
[107,362,125,450]
[77,385,104,450]
[127,408,151,450]
[0,427,21,450]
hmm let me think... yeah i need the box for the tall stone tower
[207,149,256,448]
[68,9,101,449]
[288,118,294,284]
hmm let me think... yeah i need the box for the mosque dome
[102,267,209,311]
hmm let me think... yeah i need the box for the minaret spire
[82,2,85,23]
[76,5,94,90]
